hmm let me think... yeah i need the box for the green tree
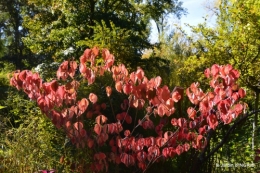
[140,0,186,35]
[21,0,186,66]
[0,0,37,69]
[178,0,260,171]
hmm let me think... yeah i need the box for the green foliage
[171,1,260,172]
[34,62,60,81]
[209,117,260,173]
[76,20,138,66]
[145,29,194,88]
[0,62,15,100]
[21,0,186,67]
[0,0,37,69]
[0,89,92,173]
[183,0,260,92]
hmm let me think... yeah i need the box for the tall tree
[21,0,186,66]
[0,0,35,68]
[141,0,186,35]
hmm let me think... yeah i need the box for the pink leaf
[187,107,196,120]
[238,88,246,98]
[89,93,98,104]
[94,124,102,135]
[95,115,108,124]
[154,76,162,88]
[115,81,122,92]
[77,98,89,113]
[211,64,219,77]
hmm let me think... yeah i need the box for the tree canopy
[21,0,185,65]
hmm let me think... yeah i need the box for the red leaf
[87,138,94,148]
[164,131,174,140]
[68,61,77,78]
[234,103,244,116]
[120,153,135,167]
[187,107,196,120]
[156,137,166,147]
[162,147,170,158]
[101,103,106,110]
[124,130,131,137]
[148,146,160,160]
[199,126,206,135]
[79,63,87,74]
[217,100,230,114]
[232,92,239,101]
[77,98,89,113]
[107,123,123,134]
[125,115,132,124]
[94,124,102,135]
[115,81,122,92]
[144,137,155,146]
[154,76,162,88]
[183,143,190,152]
[51,110,62,129]
[138,162,146,170]
[222,64,233,76]
[177,118,186,128]
[92,46,99,56]
[159,85,171,102]
[94,152,106,161]
[172,91,182,102]
[83,49,92,59]
[196,135,207,149]
[136,67,144,80]
[211,64,219,77]
[165,98,174,109]
[157,104,166,117]
[204,68,210,78]
[57,61,69,80]
[238,88,246,98]
[230,69,240,79]
[89,93,98,104]
[172,86,184,101]
[101,48,108,60]
[142,120,154,129]
[95,115,108,124]
[221,113,233,124]
[136,151,147,162]
[87,70,95,85]
[18,70,27,81]
[123,83,132,95]
[171,118,178,126]
[207,114,218,130]
[73,122,83,131]
[130,72,136,83]
[175,145,184,155]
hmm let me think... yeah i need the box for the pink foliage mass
[10,47,247,172]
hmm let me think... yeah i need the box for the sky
[149,0,217,43]
[180,0,216,31]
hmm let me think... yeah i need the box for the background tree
[140,0,186,36]
[21,0,186,66]
[176,0,260,171]
[0,0,37,69]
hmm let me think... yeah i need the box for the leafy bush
[8,47,258,173]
